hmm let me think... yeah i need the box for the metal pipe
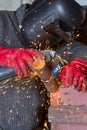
[33,59,59,93]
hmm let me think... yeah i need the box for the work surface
[49,87,87,130]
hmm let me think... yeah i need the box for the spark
[36,34,41,38]
[19,24,22,29]
[75,34,80,38]
[49,2,52,5]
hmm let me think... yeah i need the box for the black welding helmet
[20,0,85,50]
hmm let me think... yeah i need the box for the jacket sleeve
[55,41,87,62]
[0,4,31,48]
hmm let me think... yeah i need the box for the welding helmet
[20,0,85,49]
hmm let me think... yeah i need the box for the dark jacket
[0,3,87,130]
[0,4,50,130]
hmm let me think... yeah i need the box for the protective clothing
[0,3,50,130]
[60,58,87,91]
[0,1,87,130]
[0,76,50,130]
[21,0,85,49]
[74,6,87,44]
[0,46,44,77]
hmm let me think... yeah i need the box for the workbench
[49,87,87,130]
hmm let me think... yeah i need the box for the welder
[0,0,87,130]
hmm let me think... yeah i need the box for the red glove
[0,46,45,77]
[59,58,87,91]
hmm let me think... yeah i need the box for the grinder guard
[20,0,85,49]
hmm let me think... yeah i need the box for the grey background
[0,0,87,11]
[76,0,87,5]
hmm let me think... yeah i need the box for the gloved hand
[59,58,87,91]
[0,46,45,77]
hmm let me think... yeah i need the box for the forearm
[55,41,87,62]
